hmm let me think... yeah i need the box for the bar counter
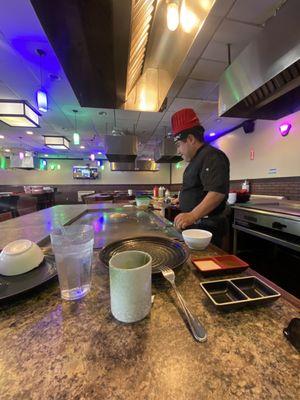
[0,206,299,400]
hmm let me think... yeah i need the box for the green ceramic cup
[109,250,152,323]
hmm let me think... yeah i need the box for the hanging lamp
[36,49,48,113]
[72,110,80,145]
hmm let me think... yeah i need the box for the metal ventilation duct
[154,138,182,163]
[219,0,300,120]
[110,160,159,171]
[10,153,39,169]
[31,0,215,111]
[104,135,137,163]
[126,0,155,97]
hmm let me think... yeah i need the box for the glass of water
[50,225,94,300]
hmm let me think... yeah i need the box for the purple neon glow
[279,123,291,136]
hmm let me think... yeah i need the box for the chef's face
[176,135,197,162]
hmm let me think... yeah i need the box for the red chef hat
[171,108,200,140]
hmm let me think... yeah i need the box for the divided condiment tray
[200,276,281,311]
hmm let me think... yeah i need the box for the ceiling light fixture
[44,136,70,150]
[279,123,291,137]
[72,109,80,145]
[98,151,102,155]
[167,1,180,31]
[0,100,40,127]
[180,0,198,33]
[0,135,4,139]
[44,154,49,157]
[4,148,10,152]
[80,145,85,149]
[209,132,216,137]
[36,49,48,113]
[26,131,33,135]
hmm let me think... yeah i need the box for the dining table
[0,204,299,400]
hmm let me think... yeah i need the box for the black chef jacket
[179,144,229,216]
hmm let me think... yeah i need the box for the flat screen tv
[73,166,99,179]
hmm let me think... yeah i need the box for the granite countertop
[0,206,299,400]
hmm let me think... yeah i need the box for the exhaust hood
[219,0,300,120]
[31,0,216,111]
[104,135,137,163]
[154,139,182,163]
[10,152,39,169]
[110,160,159,172]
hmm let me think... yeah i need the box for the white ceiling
[0,0,284,158]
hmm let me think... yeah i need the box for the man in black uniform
[171,108,230,248]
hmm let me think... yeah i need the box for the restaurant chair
[113,195,135,203]
[84,194,114,204]
[16,195,38,216]
[0,211,13,222]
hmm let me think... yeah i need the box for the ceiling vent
[219,0,300,120]
[154,138,182,163]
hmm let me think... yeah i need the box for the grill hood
[154,139,182,163]
[31,0,216,111]
[219,0,300,120]
[104,135,137,163]
[10,153,39,169]
[110,160,159,172]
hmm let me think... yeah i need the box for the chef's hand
[174,212,196,230]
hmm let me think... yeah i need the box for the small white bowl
[182,229,213,250]
[0,239,44,276]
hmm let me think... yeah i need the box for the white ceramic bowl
[0,239,44,276]
[182,229,213,250]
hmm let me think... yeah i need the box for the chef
[171,108,230,248]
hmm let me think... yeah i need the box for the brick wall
[230,177,300,200]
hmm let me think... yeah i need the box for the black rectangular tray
[200,276,281,311]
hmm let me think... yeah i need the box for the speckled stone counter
[0,206,299,400]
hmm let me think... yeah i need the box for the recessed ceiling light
[4,148,10,152]
[26,131,33,135]
[209,132,216,137]
[80,145,85,149]
[0,134,4,139]
[98,111,107,116]
[97,151,102,155]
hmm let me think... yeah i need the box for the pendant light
[18,136,24,160]
[36,49,48,113]
[167,1,180,31]
[72,110,80,145]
